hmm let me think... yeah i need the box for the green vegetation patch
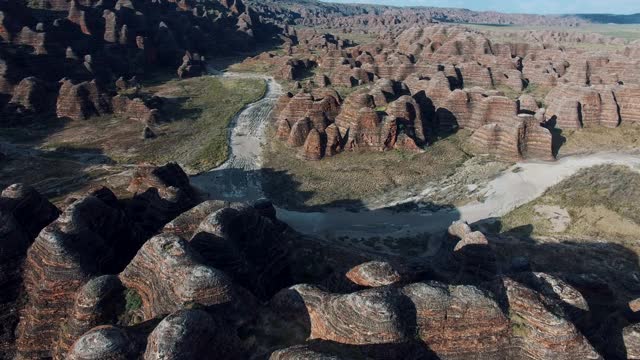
[509,311,532,338]
[124,288,142,312]
[500,165,640,243]
[558,123,640,156]
[262,129,472,210]
[131,76,267,172]
[42,76,267,174]
[466,24,640,47]
[118,288,143,326]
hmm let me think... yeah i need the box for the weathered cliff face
[402,282,511,357]
[273,285,410,346]
[269,345,348,360]
[15,191,142,358]
[66,325,142,360]
[55,275,126,359]
[56,79,112,121]
[545,84,622,129]
[125,163,199,235]
[8,76,50,114]
[0,184,59,359]
[270,278,600,359]
[12,162,198,359]
[468,114,554,161]
[144,309,242,360]
[503,278,602,359]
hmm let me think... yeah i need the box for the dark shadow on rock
[434,108,460,140]
[253,287,441,360]
[457,218,640,360]
[155,96,203,123]
[412,90,438,142]
[0,143,117,201]
[305,339,441,360]
[192,165,461,299]
[543,116,566,158]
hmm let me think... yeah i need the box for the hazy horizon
[322,0,639,15]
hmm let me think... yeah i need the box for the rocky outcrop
[0,156,618,360]
[437,88,471,130]
[301,128,323,160]
[1,183,60,239]
[119,234,238,321]
[280,92,315,126]
[324,123,342,156]
[112,96,159,124]
[162,200,226,239]
[516,272,590,314]
[468,96,518,130]
[453,231,489,251]
[521,114,554,160]
[16,190,141,359]
[545,85,621,129]
[402,282,510,357]
[386,95,426,144]
[276,118,292,141]
[503,278,602,359]
[66,308,242,359]
[144,309,241,359]
[55,275,126,359]
[1,0,266,122]
[177,51,206,79]
[126,163,198,233]
[277,91,341,135]
[334,90,375,132]
[56,79,111,121]
[345,261,402,287]
[459,61,494,88]
[0,184,59,359]
[448,220,473,239]
[615,86,640,124]
[469,113,553,161]
[274,285,409,345]
[287,117,313,147]
[270,345,345,360]
[624,323,640,359]
[271,272,600,359]
[8,76,48,113]
[518,94,539,114]
[189,203,292,299]
[14,162,200,358]
[67,325,141,360]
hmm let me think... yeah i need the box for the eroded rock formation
[0,159,617,359]
[119,233,239,321]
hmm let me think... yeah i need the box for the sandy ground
[191,72,282,201]
[533,205,571,233]
[458,152,640,222]
[281,152,640,238]
[191,73,640,239]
